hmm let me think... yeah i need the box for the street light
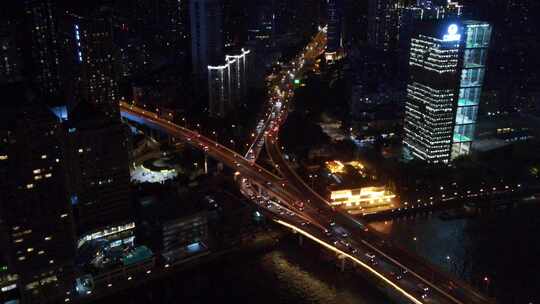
[483,276,490,294]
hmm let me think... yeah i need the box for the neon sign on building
[443,24,461,41]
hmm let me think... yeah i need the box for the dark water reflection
[370,204,540,304]
[97,238,390,304]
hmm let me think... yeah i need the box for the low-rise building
[330,186,397,215]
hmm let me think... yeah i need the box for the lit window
[78,148,84,153]
[44,236,52,241]
[0,155,7,160]
[18,256,25,261]
[38,250,45,255]
[41,155,47,159]
[27,248,34,252]
[45,173,52,178]
[14,238,23,243]
[26,184,34,189]
[33,169,41,174]
[60,214,68,218]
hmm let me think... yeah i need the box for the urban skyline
[1,1,540,304]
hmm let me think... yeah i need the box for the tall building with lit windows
[190,0,224,79]
[65,101,133,247]
[24,0,62,99]
[0,84,76,303]
[208,49,251,117]
[403,20,492,163]
[0,20,22,84]
[368,0,400,51]
[69,12,120,119]
[398,0,463,53]
[326,0,343,52]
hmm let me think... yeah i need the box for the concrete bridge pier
[338,254,347,272]
[217,162,224,173]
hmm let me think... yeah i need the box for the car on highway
[390,272,403,280]
[417,283,429,293]
[365,252,376,260]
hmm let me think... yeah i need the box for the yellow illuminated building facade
[330,186,396,214]
[326,160,365,175]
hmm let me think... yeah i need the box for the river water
[96,204,540,304]
[369,204,540,304]
[96,236,390,304]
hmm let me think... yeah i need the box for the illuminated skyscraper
[403,20,492,163]
[326,0,343,52]
[67,12,119,119]
[398,0,463,52]
[0,84,76,303]
[0,21,22,84]
[24,0,62,99]
[208,49,250,117]
[246,0,276,48]
[368,0,400,51]
[190,0,224,79]
[65,102,133,245]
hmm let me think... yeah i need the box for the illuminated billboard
[443,24,461,41]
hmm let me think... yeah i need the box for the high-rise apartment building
[368,0,400,52]
[246,0,276,48]
[403,20,492,163]
[208,49,251,117]
[70,13,120,119]
[0,21,22,84]
[190,0,224,79]
[326,0,343,53]
[0,84,76,303]
[24,0,62,99]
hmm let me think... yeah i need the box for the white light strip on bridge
[274,219,425,304]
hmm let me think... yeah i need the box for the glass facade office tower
[403,20,492,163]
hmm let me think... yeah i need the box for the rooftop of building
[0,82,59,129]
[136,184,208,224]
[66,100,119,130]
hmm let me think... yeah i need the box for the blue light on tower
[443,24,461,41]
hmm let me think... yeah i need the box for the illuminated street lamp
[483,276,490,294]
